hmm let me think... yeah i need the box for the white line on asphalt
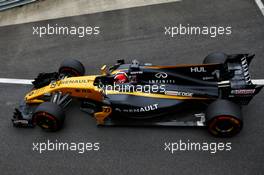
[0,78,33,85]
[255,0,264,16]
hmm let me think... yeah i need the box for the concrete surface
[0,0,263,175]
[0,0,181,26]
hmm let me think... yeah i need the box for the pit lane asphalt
[0,0,264,174]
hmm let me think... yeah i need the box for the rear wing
[218,54,264,104]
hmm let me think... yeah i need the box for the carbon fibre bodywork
[12,53,264,130]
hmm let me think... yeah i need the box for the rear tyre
[206,99,242,137]
[203,52,228,64]
[33,102,65,131]
[59,59,85,77]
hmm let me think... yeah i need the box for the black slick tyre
[206,99,243,137]
[203,52,228,64]
[59,59,85,77]
[33,102,65,131]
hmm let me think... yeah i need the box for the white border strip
[0,78,33,85]
[255,0,264,16]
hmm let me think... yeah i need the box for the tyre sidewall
[203,52,228,64]
[59,59,85,76]
[33,102,65,131]
[206,99,243,137]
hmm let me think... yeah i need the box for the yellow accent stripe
[110,64,217,73]
[26,99,44,104]
[105,90,209,100]
[111,69,128,74]
[144,63,217,69]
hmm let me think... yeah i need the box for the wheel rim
[34,112,58,130]
[209,115,241,136]
[215,116,234,132]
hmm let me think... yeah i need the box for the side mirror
[101,65,108,75]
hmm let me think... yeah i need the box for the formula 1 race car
[12,52,264,137]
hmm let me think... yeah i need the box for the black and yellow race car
[12,52,264,137]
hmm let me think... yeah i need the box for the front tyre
[33,102,65,131]
[59,59,85,77]
[206,99,243,137]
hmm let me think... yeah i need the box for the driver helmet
[114,72,128,83]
